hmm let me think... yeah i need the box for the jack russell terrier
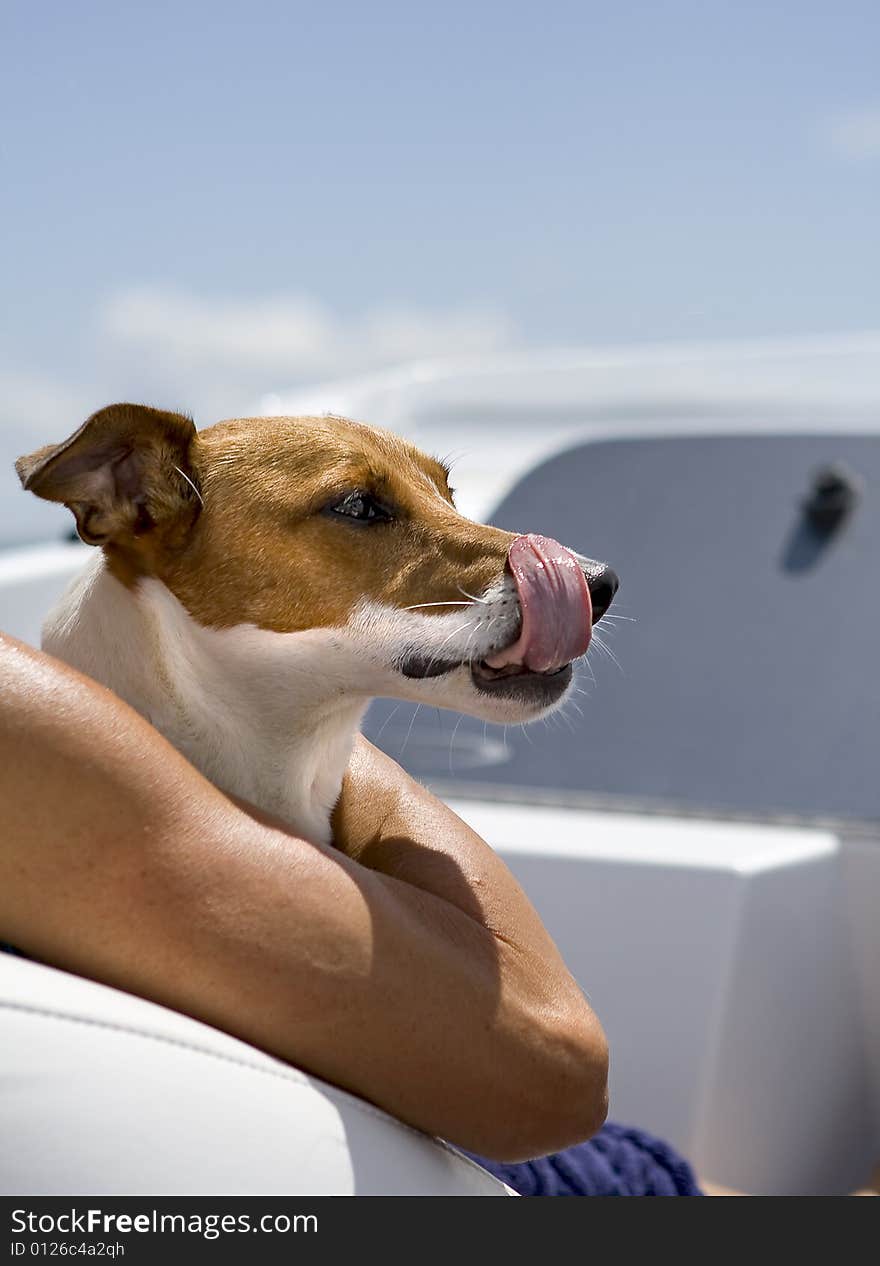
[17,404,618,844]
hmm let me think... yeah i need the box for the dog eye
[328,491,392,523]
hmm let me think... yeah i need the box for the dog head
[17,404,617,724]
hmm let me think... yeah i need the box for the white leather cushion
[0,953,509,1196]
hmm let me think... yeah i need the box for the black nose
[587,565,619,622]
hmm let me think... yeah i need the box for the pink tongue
[485,534,592,673]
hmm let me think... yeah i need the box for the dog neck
[44,554,368,844]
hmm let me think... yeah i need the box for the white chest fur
[42,555,367,844]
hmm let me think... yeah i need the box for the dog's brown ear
[16,403,203,547]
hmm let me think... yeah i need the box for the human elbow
[468,1010,610,1163]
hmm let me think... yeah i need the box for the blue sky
[2,0,879,431]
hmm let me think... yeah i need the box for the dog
[17,404,618,844]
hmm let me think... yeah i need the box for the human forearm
[333,736,610,1152]
[336,737,604,1045]
[0,636,607,1158]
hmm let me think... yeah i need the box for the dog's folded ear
[16,403,203,547]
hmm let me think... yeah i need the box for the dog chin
[393,659,575,724]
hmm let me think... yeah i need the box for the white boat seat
[0,952,509,1196]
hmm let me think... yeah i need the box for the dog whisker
[402,600,476,611]
[462,621,483,663]
[456,586,489,605]
[400,703,423,758]
[448,713,465,776]
[592,631,624,674]
[419,618,478,676]
[173,465,204,507]
[373,702,404,744]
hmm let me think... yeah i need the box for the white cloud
[821,106,880,160]
[100,287,515,379]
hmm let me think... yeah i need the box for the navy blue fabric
[469,1122,704,1196]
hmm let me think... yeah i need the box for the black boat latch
[802,463,862,535]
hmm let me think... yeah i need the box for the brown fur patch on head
[159,414,515,632]
[19,408,517,633]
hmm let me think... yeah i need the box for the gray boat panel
[364,434,880,825]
